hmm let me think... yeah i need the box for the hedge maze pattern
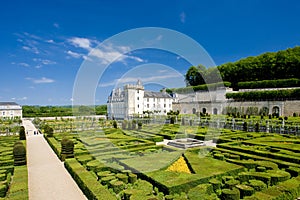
[42,117,300,200]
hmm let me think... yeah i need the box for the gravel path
[23,119,87,200]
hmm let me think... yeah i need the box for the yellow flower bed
[166,156,191,174]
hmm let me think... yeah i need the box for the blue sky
[0,0,299,105]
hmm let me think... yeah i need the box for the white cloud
[11,97,27,101]
[18,62,30,67]
[67,37,144,64]
[41,59,56,65]
[46,39,55,43]
[22,46,31,51]
[68,37,92,50]
[33,58,56,65]
[22,45,39,54]
[67,50,82,58]
[89,44,144,64]
[180,12,186,23]
[26,77,55,84]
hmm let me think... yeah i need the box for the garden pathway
[23,119,87,200]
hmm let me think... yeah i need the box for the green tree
[185,65,206,86]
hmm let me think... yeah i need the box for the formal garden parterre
[0,121,28,200]
[36,115,300,200]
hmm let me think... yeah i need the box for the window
[164,104,166,108]
[147,98,149,102]
[137,97,139,100]
[147,104,149,108]
[153,104,155,107]
[137,104,139,108]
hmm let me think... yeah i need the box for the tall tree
[185,65,206,86]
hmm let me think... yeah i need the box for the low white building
[0,102,22,119]
[107,80,173,119]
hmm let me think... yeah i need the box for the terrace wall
[173,100,300,116]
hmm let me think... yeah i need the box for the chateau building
[0,102,22,118]
[107,80,173,119]
[108,80,299,119]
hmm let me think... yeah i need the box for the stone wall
[173,100,300,116]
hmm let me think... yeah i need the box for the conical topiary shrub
[60,138,74,161]
[13,143,26,166]
[19,126,26,140]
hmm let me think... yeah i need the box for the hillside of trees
[23,105,107,117]
[185,46,300,89]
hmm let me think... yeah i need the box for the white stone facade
[0,102,22,118]
[107,80,173,119]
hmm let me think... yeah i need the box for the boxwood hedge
[64,158,116,200]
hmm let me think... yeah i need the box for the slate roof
[144,91,172,98]
[0,102,19,106]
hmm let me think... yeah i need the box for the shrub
[245,176,300,200]
[48,127,54,137]
[0,184,8,198]
[0,173,7,181]
[187,184,215,200]
[209,178,221,191]
[248,179,267,191]
[226,88,300,100]
[138,122,142,130]
[76,155,93,165]
[116,173,128,184]
[60,138,74,161]
[286,167,300,177]
[110,180,125,194]
[214,153,224,161]
[225,179,239,189]
[101,176,116,185]
[113,120,117,129]
[13,143,26,166]
[19,126,26,140]
[86,160,100,172]
[243,122,247,131]
[64,159,116,200]
[238,172,271,186]
[128,173,137,183]
[221,188,240,200]
[235,184,255,198]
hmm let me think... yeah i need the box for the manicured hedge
[44,136,60,159]
[237,78,300,89]
[244,175,300,200]
[226,159,278,170]
[226,88,300,100]
[167,81,231,93]
[187,184,219,200]
[64,158,116,200]
[238,170,290,186]
[235,184,254,198]
[248,179,267,191]
[221,188,240,200]
[216,147,300,168]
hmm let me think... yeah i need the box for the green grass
[6,166,28,200]
[120,151,183,173]
[184,152,244,176]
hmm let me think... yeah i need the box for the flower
[166,156,191,174]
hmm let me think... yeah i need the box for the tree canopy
[185,46,300,88]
